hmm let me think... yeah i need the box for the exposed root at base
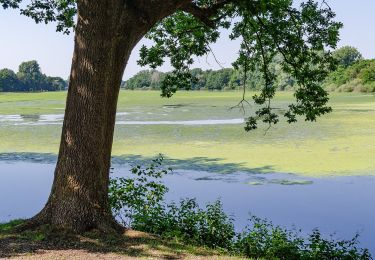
[14,213,125,235]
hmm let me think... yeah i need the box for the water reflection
[20,114,40,122]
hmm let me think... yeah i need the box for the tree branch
[181,0,233,28]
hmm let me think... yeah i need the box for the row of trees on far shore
[0,60,67,92]
[122,57,296,91]
[2,47,374,93]
[122,46,375,93]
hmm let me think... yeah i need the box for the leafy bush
[234,216,303,259]
[108,155,170,226]
[109,156,372,259]
[324,59,375,92]
[359,63,375,84]
[235,217,371,260]
[131,198,235,249]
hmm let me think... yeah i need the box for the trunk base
[15,206,124,235]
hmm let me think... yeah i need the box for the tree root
[14,209,125,235]
[13,218,46,233]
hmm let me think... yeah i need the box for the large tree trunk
[27,2,148,233]
[22,0,189,234]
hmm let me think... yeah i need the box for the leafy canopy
[1,0,342,130]
[332,46,363,68]
[140,0,342,130]
[1,0,75,33]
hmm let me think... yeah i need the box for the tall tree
[0,61,66,92]
[17,60,44,91]
[0,68,21,91]
[1,0,341,233]
[332,46,363,68]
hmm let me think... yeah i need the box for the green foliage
[333,46,363,68]
[0,0,21,9]
[133,198,236,249]
[0,69,21,92]
[139,0,342,130]
[0,61,66,92]
[324,59,375,93]
[359,62,375,85]
[123,64,295,91]
[138,9,227,97]
[123,70,166,90]
[205,68,232,90]
[109,156,371,259]
[235,217,371,259]
[109,155,236,248]
[0,219,24,232]
[109,155,171,226]
[17,61,44,91]
[0,0,76,34]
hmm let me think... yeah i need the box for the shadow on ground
[0,221,231,259]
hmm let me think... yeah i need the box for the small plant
[0,219,24,232]
[109,154,170,226]
[234,216,304,259]
[305,230,371,260]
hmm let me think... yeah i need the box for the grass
[0,220,244,259]
[0,90,375,176]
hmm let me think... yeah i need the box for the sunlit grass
[0,90,374,177]
[0,220,243,259]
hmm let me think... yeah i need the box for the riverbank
[0,220,240,259]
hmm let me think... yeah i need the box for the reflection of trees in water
[20,114,40,122]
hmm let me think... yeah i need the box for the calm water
[0,161,374,254]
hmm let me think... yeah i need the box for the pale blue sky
[0,0,374,80]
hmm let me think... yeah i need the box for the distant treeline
[0,60,67,92]
[122,57,296,91]
[123,46,375,93]
[2,47,373,93]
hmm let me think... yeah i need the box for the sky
[0,0,374,80]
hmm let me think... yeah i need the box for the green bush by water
[324,59,375,93]
[108,155,372,259]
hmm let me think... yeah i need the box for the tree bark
[27,2,148,233]
[22,0,193,233]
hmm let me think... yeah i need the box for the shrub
[132,198,235,248]
[324,59,375,92]
[360,63,375,85]
[235,216,371,259]
[108,155,170,226]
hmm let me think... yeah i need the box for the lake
[0,91,375,254]
[1,91,375,177]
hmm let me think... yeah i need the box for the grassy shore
[0,220,243,259]
[0,90,374,176]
